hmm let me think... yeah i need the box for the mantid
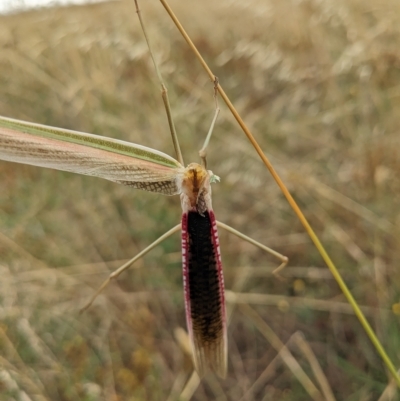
[0,1,291,379]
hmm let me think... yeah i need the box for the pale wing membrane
[0,116,184,195]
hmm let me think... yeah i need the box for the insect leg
[216,221,288,275]
[199,77,220,169]
[80,223,181,313]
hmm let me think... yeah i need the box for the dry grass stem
[293,332,336,401]
[226,291,381,316]
[377,370,400,401]
[1,0,400,398]
[240,304,322,401]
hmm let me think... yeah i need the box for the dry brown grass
[0,0,400,399]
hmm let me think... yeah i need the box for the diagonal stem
[158,0,400,387]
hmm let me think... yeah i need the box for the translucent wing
[0,116,184,195]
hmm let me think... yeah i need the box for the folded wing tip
[191,336,227,379]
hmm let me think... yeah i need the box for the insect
[0,0,292,380]
[1,0,398,396]
[0,111,286,378]
[0,113,222,375]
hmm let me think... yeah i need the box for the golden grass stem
[158,0,400,387]
[180,371,200,401]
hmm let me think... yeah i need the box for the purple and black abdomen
[187,211,223,342]
[181,209,227,378]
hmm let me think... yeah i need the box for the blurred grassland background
[0,0,400,399]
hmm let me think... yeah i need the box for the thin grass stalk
[157,0,400,386]
[293,332,336,401]
[240,304,322,400]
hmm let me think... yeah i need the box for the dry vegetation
[0,0,400,399]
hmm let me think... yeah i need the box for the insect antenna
[134,0,184,166]
[199,77,220,169]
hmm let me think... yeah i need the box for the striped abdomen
[181,209,227,378]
